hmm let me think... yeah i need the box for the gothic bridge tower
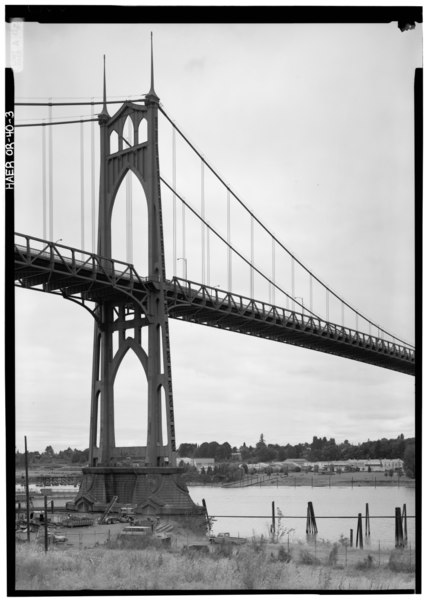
[71,46,202,518]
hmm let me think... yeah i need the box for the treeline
[178,434,415,476]
[15,445,89,467]
[14,434,415,478]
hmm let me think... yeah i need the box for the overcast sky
[9,18,420,453]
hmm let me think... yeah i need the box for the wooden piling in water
[365,503,370,536]
[306,501,317,535]
[356,513,363,549]
[395,507,405,548]
[402,503,408,543]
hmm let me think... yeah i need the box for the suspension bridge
[13,42,415,515]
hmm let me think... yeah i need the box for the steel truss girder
[14,237,415,376]
[166,278,415,376]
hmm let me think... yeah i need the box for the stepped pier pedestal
[67,467,204,518]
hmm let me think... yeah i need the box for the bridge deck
[14,235,415,376]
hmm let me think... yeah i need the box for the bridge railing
[14,233,152,290]
[168,278,415,362]
[14,234,414,365]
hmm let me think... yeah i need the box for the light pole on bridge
[295,296,305,315]
[177,257,187,280]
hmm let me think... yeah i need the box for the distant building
[178,457,215,472]
[382,458,404,471]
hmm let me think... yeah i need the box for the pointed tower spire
[146,32,159,103]
[99,54,109,121]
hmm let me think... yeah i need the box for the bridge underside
[167,304,412,375]
[14,237,415,376]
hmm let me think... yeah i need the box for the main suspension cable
[160,175,317,319]
[160,106,414,348]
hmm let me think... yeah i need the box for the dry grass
[14,538,415,592]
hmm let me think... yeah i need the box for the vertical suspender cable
[80,121,85,255]
[206,222,210,286]
[291,258,295,311]
[181,176,186,277]
[201,160,205,284]
[172,126,176,276]
[48,100,53,240]
[271,237,276,305]
[326,289,329,321]
[341,302,344,327]
[227,189,231,291]
[309,274,313,314]
[355,312,359,332]
[91,99,95,253]
[250,215,254,298]
[126,118,133,264]
[42,124,47,239]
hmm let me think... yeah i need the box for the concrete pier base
[66,467,205,518]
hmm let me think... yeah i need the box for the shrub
[355,554,374,570]
[212,541,234,558]
[276,546,292,563]
[299,549,320,565]
[388,549,415,573]
[328,543,339,566]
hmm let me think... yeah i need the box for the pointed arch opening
[110,130,119,154]
[158,324,164,374]
[94,390,100,448]
[160,385,168,447]
[138,118,147,145]
[111,169,148,276]
[113,348,147,447]
[123,115,134,148]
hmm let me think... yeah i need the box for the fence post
[345,543,348,566]
[51,499,54,514]
[350,529,353,548]
[271,501,276,540]
[44,494,48,552]
[365,503,370,537]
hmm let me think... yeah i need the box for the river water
[21,484,415,549]
[189,485,416,548]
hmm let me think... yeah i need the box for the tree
[403,441,415,478]
[256,434,266,450]
[44,445,55,457]
[177,443,197,458]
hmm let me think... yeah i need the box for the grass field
[14,535,415,591]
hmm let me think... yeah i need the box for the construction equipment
[99,496,118,524]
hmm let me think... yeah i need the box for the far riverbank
[187,470,415,488]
